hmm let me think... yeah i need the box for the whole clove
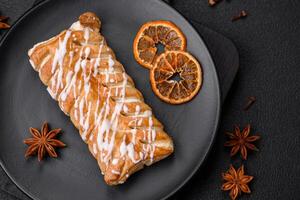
[208,0,222,7]
[232,10,248,22]
[244,96,256,111]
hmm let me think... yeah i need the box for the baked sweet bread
[28,12,174,185]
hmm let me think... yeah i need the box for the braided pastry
[28,12,174,185]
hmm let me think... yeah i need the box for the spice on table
[222,165,253,200]
[24,122,66,162]
[208,0,221,7]
[231,10,248,22]
[224,124,260,160]
[244,96,256,111]
[0,15,10,29]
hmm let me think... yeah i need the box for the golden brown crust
[79,12,101,31]
[28,12,174,185]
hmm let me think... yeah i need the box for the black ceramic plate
[0,0,220,199]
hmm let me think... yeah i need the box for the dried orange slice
[150,51,202,104]
[133,21,187,69]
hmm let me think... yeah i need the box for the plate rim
[0,0,221,199]
[154,1,221,199]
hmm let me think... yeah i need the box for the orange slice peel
[150,51,202,104]
[133,21,187,69]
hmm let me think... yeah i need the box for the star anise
[0,16,10,30]
[225,124,260,160]
[24,122,66,161]
[222,165,253,200]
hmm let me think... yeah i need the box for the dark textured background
[0,0,299,199]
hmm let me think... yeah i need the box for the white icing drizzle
[148,116,156,162]
[111,170,120,175]
[59,47,83,102]
[93,81,101,126]
[112,158,119,165]
[29,59,36,69]
[126,143,140,164]
[50,50,74,98]
[91,50,156,166]
[70,21,84,31]
[46,87,56,99]
[84,27,90,44]
[131,128,137,144]
[93,143,98,155]
[40,55,51,69]
[102,73,127,164]
[114,98,141,103]
[138,119,143,126]
[135,105,141,114]
[51,31,71,74]
[30,20,161,177]
[123,105,128,113]
[119,136,127,157]
[93,43,103,77]
[81,102,92,140]
[42,31,74,101]
[108,55,114,71]
[130,105,140,144]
